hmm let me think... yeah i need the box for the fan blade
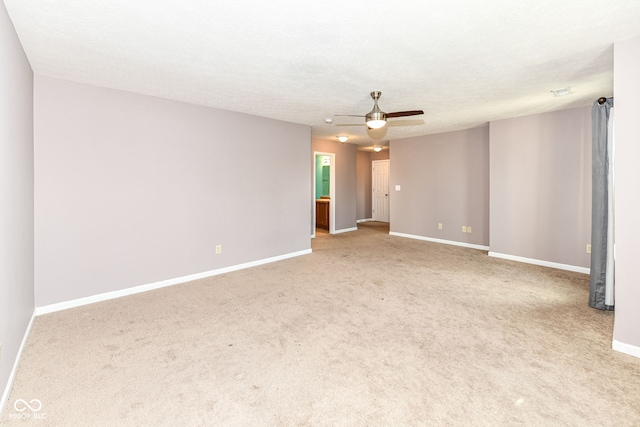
[335,114,365,117]
[386,110,424,118]
[387,119,425,127]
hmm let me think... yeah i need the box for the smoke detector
[551,87,572,97]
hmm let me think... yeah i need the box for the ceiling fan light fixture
[336,91,423,130]
[366,119,386,129]
[337,135,349,143]
[365,102,387,129]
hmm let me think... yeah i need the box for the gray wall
[356,151,371,220]
[34,76,311,307]
[389,126,490,246]
[0,1,35,406]
[370,151,391,162]
[490,107,591,268]
[311,139,357,232]
[356,150,390,221]
[613,36,640,352]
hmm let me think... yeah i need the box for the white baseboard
[389,232,490,251]
[35,249,312,316]
[488,252,590,274]
[334,227,358,234]
[1,310,36,419]
[613,340,640,359]
[356,218,373,223]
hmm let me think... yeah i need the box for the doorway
[313,151,336,237]
[372,159,390,222]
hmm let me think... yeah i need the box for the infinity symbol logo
[14,399,42,412]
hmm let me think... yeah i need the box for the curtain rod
[597,97,608,105]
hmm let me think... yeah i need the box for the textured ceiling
[5,0,640,148]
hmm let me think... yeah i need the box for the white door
[372,160,390,222]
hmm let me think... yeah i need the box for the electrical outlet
[586,244,591,254]
[438,223,442,230]
[462,226,467,233]
[216,245,222,254]
[467,226,472,233]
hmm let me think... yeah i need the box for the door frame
[313,151,336,237]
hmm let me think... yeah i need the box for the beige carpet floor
[3,222,640,426]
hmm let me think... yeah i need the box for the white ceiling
[5,0,640,148]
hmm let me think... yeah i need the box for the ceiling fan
[336,91,424,129]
